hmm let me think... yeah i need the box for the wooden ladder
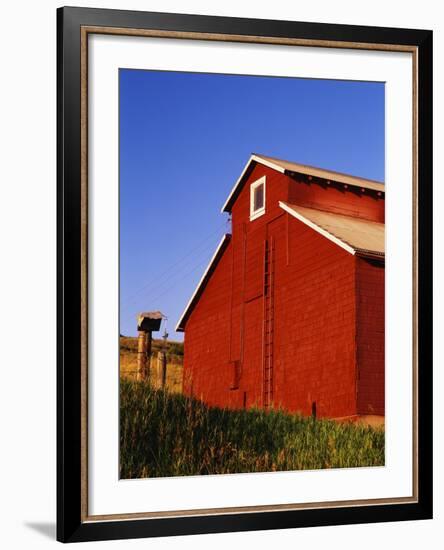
[263,237,275,409]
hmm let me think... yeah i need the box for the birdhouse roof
[138,311,165,321]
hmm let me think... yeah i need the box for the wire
[120,236,220,315]
[120,253,213,326]
[120,220,229,313]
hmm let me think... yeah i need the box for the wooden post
[137,331,147,381]
[136,311,165,382]
[137,330,152,381]
[157,351,167,389]
[146,331,152,381]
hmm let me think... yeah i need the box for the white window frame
[249,176,266,221]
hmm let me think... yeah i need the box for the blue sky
[119,69,384,341]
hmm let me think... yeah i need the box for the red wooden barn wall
[274,216,357,418]
[287,174,384,223]
[356,258,385,416]
[182,162,385,419]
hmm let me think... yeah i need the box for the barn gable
[177,155,385,333]
[222,153,385,214]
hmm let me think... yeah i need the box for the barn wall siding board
[287,174,385,223]
[356,257,385,416]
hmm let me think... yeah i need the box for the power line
[121,252,212,326]
[147,255,213,307]
[124,220,227,301]
[120,235,222,315]
[120,219,229,312]
[120,237,227,326]
[120,254,213,328]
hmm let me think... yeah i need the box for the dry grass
[119,336,183,393]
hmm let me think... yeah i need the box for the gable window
[250,176,266,221]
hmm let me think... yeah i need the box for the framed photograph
[57,6,433,543]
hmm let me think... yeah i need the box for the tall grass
[120,379,384,479]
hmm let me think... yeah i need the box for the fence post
[136,311,164,382]
[137,330,151,381]
[157,351,167,388]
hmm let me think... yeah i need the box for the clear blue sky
[119,69,384,341]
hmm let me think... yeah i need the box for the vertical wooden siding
[273,215,357,418]
[356,257,385,416]
[287,173,384,222]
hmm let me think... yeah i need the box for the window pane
[254,184,264,211]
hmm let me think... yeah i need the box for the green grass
[120,379,385,479]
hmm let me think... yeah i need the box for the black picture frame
[57,6,433,543]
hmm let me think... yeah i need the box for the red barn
[176,154,385,423]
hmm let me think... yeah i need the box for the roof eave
[355,249,385,261]
[222,154,385,214]
[279,201,356,256]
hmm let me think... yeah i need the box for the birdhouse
[137,311,165,333]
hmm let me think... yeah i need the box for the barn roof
[279,202,385,259]
[176,234,231,332]
[222,153,385,213]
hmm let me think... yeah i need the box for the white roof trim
[279,202,356,256]
[221,154,284,213]
[222,153,384,213]
[176,234,231,332]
